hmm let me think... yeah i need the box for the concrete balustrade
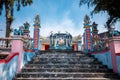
[0,37,34,51]
[0,38,13,50]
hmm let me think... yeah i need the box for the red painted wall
[72,44,78,51]
[45,45,50,50]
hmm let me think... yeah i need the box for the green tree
[79,0,120,30]
[0,0,33,37]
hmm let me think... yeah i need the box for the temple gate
[49,32,73,50]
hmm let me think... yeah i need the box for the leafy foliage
[0,0,33,37]
[79,0,120,30]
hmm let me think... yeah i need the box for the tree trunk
[6,16,11,37]
[5,1,11,47]
[5,1,11,37]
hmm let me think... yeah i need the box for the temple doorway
[41,43,50,50]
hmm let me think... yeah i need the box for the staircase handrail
[0,52,19,63]
[0,52,19,80]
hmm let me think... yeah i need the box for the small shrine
[49,32,73,50]
[13,22,30,37]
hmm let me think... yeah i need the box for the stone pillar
[11,38,24,73]
[52,36,54,45]
[66,39,68,47]
[109,36,120,73]
[78,40,82,51]
[33,15,41,50]
[83,15,93,53]
[84,26,92,52]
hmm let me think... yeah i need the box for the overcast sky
[1,0,119,37]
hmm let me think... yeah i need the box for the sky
[0,0,119,38]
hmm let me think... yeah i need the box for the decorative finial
[84,14,90,25]
[92,22,98,31]
[92,22,98,27]
[34,15,41,27]
[24,22,30,27]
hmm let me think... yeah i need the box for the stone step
[32,57,95,61]
[24,64,107,68]
[33,57,91,60]
[21,68,113,73]
[35,54,92,58]
[13,51,120,80]
[28,61,101,64]
[32,58,95,63]
[14,77,120,80]
[36,54,86,57]
[32,59,95,63]
[38,51,85,54]
[33,56,94,59]
[16,72,119,78]
[37,53,91,59]
[37,52,85,55]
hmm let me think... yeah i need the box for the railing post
[11,37,24,73]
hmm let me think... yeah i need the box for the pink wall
[109,37,120,73]
[11,38,24,73]
[109,40,117,73]
[114,41,120,53]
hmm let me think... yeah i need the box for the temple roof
[98,30,120,38]
[53,33,72,37]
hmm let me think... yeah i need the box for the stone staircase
[13,50,120,80]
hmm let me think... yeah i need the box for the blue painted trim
[116,56,120,76]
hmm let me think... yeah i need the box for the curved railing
[0,52,19,80]
[0,37,35,80]
[0,52,35,80]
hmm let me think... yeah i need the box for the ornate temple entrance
[49,32,73,50]
[40,32,79,51]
